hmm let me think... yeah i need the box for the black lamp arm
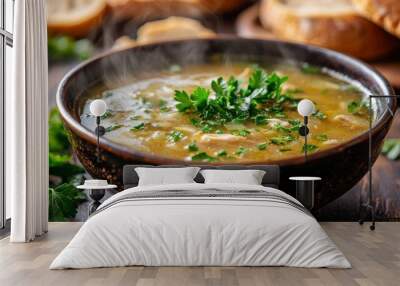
[95,116,106,163]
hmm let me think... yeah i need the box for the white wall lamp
[89,99,107,163]
[297,99,315,161]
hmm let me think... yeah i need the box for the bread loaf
[352,0,400,38]
[259,0,399,60]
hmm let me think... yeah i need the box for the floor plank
[0,222,399,286]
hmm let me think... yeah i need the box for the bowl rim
[56,36,397,166]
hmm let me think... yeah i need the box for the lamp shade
[297,99,315,117]
[90,99,107,117]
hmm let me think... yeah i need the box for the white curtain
[8,0,48,242]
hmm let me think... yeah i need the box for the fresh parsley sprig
[174,68,298,129]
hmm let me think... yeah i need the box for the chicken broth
[81,63,370,163]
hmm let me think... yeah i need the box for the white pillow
[135,167,200,186]
[200,169,266,185]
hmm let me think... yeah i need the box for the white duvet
[50,183,351,269]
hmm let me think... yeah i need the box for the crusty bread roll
[259,0,399,60]
[107,0,246,20]
[352,0,400,38]
[113,16,215,49]
[137,16,215,43]
[47,0,107,38]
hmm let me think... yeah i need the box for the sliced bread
[107,0,246,20]
[113,17,215,49]
[352,0,400,38]
[259,0,399,60]
[47,0,107,37]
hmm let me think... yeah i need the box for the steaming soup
[81,63,370,162]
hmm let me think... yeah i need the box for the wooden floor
[0,222,399,286]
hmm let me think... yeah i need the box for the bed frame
[123,165,280,189]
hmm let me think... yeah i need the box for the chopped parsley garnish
[254,115,267,125]
[217,150,227,157]
[257,143,268,150]
[168,130,184,142]
[312,110,327,120]
[274,120,301,133]
[235,146,248,156]
[301,63,321,75]
[315,134,328,142]
[231,129,250,137]
[270,135,295,145]
[130,122,145,131]
[160,106,170,113]
[105,124,123,132]
[191,152,216,162]
[201,124,213,133]
[187,142,199,152]
[174,68,297,129]
[101,110,113,119]
[347,100,368,115]
[159,100,170,113]
[302,144,318,153]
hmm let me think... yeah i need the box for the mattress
[50,183,351,269]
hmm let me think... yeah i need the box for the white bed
[50,181,351,269]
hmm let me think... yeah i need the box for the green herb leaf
[347,100,368,115]
[187,142,199,152]
[274,120,301,133]
[175,90,193,112]
[235,146,248,156]
[49,183,86,222]
[192,152,216,162]
[254,115,267,125]
[231,129,250,137]
[174,68,291,129]
[105,124,123,132]
[101,110,113,119]
[315,134,328,142]
[302,144,318,153]
[159,100,171,113]
[270,135,295,145]
[131,122,145,131]
[190,87,210,111]
[217,150,228,157]
[160,106,171,113]
[312,110,327,120]
[257,143,268,150]
[168,130,184,142]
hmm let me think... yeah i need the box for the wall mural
[46,1,400,222]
